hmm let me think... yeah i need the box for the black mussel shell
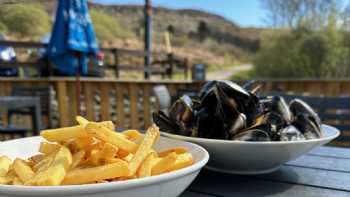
[292,114,322,139]
[232,129,271,141]
[289,99,321,127]
[271,96,293,124]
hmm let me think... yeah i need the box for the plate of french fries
[0,116,209,197]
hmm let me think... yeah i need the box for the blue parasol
[47,0,99,75]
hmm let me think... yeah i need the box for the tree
[261,0,341,29]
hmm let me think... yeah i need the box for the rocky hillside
[0,0,263,67]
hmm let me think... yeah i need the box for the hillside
[0,0,263,68]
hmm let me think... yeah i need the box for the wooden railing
[0,40,190,78]
[1,78,350,129]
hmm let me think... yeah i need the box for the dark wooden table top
[181,146,350,197]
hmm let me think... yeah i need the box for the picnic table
[181,146,350,197]
[0,96,42,135]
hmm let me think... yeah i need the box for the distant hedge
[0,4,50,38]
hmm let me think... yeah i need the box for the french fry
[39,142,61,155]
[77,115,115,131]
[76,116,89,126]
[0,176,13,185]
[122,130,142,142]
[28,154,45,165]
[158,147,188,157]
[50,146,73,171]
[100,121,115,131]
[33,153,54,172]
[41,126,87,142]
[71,150,85,169]
[100,143,118,160]
[128,125,160,176]
[29,165,66,186]
[62,161,129,185]
[151,152,177,176]
[122,153,134,162]
[105,158,124,164]
[170,153,194,171]
[74,136,95,149]
[137,152,158,178]
[13,159,35,183]
[29,146,72,186]
[88,149,102,166]
[85,122,138,153]
[0,156,11,176]
[12,177,23,185]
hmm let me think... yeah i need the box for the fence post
[113,49,120,78]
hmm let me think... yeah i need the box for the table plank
[287,154,350,172]
[189,170,350,197]
[308,146,350,159]
[256,165,350,192]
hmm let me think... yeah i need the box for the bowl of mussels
[153,80,340,175]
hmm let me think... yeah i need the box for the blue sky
[91,0,265,27]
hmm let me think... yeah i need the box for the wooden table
[0,96,42,135]
[181,146,350,197]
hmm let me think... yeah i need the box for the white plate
[0,136,209,197]
[161,124,340,175]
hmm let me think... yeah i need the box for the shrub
[90,9,133,41]
[0,4,50,38]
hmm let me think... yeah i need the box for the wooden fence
[1,78,350,146]
[0,40,189,79]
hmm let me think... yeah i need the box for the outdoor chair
[8,86,53,129]
[271,93,350,147]
[153,85,172,115]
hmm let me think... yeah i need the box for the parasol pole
[75,52,82,115]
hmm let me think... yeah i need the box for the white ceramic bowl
[161,124,339,175]
[0,136,209,197]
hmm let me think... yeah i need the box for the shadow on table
[188,168,299,196]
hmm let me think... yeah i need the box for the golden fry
[128,125,159,176]
[28,154,45,165]
[13,159,35,183]
[100,143,118,160]
[41,126,87,142]
[12,177,23,185]
[0,156,11,176]
[29,146,72,186]
[158,147,188,157]
[39,142,61,155]
[137,152,158,178]
[151,152,177,176]
[99,121,115,131]
[62,161,129,185]
[170,153,194,171]
[71,150,85,169]
[122,130,142,142]
[85,122,138,153]
[76,116,89,126]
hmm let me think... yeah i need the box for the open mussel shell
[292,114,322,140]
[271,96,293,124]
[289,99,321,127]
[232,129,271,141]
[169,95,194,123]
[152,111,182,134]
[279,125,306,141]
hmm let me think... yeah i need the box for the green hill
[0,1,263,68]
